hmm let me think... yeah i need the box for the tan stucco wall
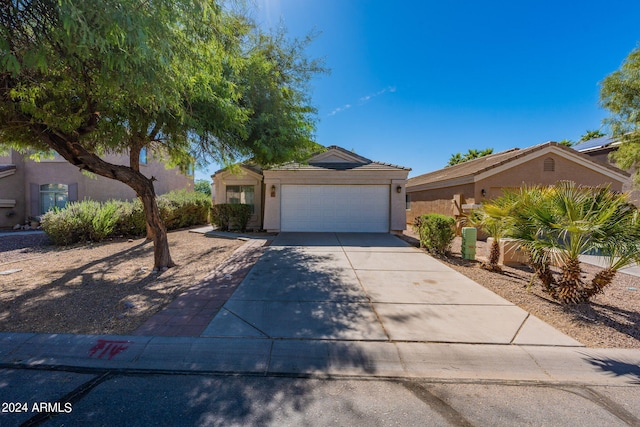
[581,148,639,206]
[407,183,475,225]
[0,150,193,227]
[406,151,627,227]
[212,168,263,230]
[475,153,623,201]
[0,151,26,228]
[263,169,409,233]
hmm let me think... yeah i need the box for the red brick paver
[133,238,270,337]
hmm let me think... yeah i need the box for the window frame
[225,185,255,214]
[40,183,69,214]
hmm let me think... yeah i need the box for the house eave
[473,145,630,183]
[407,175,475,193]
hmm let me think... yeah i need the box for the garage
[213,145,410,233]
[281,185,390,232]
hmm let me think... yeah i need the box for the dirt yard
[0,229,243,335]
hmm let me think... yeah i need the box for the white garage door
[281,185,390,232]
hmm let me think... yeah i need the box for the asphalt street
[2,367,639,426]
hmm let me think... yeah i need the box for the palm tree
[507,182,640,304]
[468,194,518,272]
[447,152,464,167]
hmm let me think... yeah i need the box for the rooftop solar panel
[572,135,614,152]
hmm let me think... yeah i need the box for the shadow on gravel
[0,237,235,335]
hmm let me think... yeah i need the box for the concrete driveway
[202,233,581,346]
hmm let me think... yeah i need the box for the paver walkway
[133,238,271,336]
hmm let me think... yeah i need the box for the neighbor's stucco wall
[406,182,475,224]
[476,152,624,201]
[406,151,628,226]
[0,150,192,226]
[23,153,193,209]
[0,151,26,228]
[262,169,409,233]
[580,148,639,206]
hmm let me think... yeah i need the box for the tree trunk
[40,130,175,270]
[582,267,617,302]
[489,239,500,266]
[557,257,584,304]
[137,184,175,270]
[531,258,556,296]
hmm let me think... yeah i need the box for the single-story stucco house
[572,136,639,206]
[212,145,411,233]
[406,141,630,225]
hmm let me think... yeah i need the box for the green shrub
[211,204,252,231]
[112,199,146,237]
[41,190,211,245]
[413,214,455,256]
[160,190,211,229]
[41,200,99,245]
[90,200,120,241]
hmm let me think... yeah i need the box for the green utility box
[461,227,477,260]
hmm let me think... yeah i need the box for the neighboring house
[572,136,639,206]
[212,145,411,233]
[406,142,630,225]
[0,148,194,228]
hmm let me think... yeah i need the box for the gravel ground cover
[403,231,639,348]
[0,229,243,335]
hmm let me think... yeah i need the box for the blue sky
[196,0,640,180]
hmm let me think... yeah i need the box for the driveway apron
[202,233,581,346]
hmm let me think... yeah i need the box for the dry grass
[0,229,243,335]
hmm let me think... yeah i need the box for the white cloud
[328,104,352,116]
[329,86,396,116]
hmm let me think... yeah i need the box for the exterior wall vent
[543,157,555,172]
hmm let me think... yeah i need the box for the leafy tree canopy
[447,148,493,166]
[194,180,212,197]
[0,0,325,268]
[557,139,574,147]
[600,45,640,185]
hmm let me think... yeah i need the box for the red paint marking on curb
[88,339,131,360]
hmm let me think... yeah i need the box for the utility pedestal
[461,227,477,260]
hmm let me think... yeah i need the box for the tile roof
[270,145,411,172]
[212,163,263,176]
[212,145,410,175]
[268,161,410,171]
[408,142,628,189]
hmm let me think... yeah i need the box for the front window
[226,185,255,213]
[406,194,411,210]
[40,184,68,214]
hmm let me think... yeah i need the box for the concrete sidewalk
[1,332,639,385]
